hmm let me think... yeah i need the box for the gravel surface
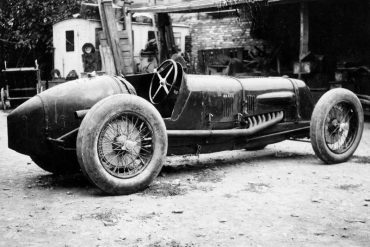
[0,110,369,247]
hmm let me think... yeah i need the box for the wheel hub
[331,119,339,127]
[114,135,140,155]
[339,122,349,132]
[323,101,358,154]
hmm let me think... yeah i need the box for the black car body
[7,60,364,195]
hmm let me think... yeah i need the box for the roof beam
[127,0,264,14]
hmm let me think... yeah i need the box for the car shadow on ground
[26,149,369,197]
[27,172,97,193]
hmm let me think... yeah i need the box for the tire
[76,94,168,195]
[310,88,364,164]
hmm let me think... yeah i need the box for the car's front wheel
[76,94,168,195]
[310,88,364,164]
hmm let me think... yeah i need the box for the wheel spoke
[324,102,358,154]
[133,117,139,130]
[102,136,114,143]
[125,156,135,169]
[343,112,353,124]
[163,84,169,94]
[98,113,154,179]
[156,72,164,81]
[128,155,136,170]
[138,156,145,166]
[105,152,121,165]
[139,126,149,137]
[126,118,135,140]
[164,66,174,80]
[339,108,350,123]
[152,85,162,100]
[141,147,152,154]
[115,122,121,136]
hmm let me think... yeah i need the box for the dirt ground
[0,110,370,247]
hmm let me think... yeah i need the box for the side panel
[240,77,314,122]
[166,77,313,155]
[41,76,130,141]
[165,75,243,130]
[292,79,315,121]
[7,76,132,156]
[240,77,295,119]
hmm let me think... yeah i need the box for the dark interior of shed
[263,0,370,95]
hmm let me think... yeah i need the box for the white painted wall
[53,19,101,77]
[53,18,189,76]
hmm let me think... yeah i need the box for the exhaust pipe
[167,111,284,137]
[74,109,89,119]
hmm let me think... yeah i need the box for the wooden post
[157,13,176,63]
[123,2,135,74]
[157,13,167,63]
[98,0,124,75]
[299,1,309,79]
[152,14,162,64]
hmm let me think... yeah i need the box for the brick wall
[177,13,265,73]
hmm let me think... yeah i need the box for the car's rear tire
[76,94,168,195]
[310,88,364,164]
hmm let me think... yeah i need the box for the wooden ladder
[98,0,135,75]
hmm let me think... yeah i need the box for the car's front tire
[76,94,168,195]
[310,88,364,164]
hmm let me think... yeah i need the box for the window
[174,32,181,51]
[148,31,155,41]
[95,28,103,50]
[66,30,75,52]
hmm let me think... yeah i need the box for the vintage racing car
[7,60,364,195]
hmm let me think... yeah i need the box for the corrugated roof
[128,0,264,13]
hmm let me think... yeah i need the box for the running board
[167,111,284,137]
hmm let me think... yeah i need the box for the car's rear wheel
[310,88,364,164]
[76,94,168,195]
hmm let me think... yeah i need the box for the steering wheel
[149,59,178,104]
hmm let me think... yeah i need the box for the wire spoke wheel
[310,88,364,164]
[324,102,358,154]
[97,113,154,179]
[77,94,167,195]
